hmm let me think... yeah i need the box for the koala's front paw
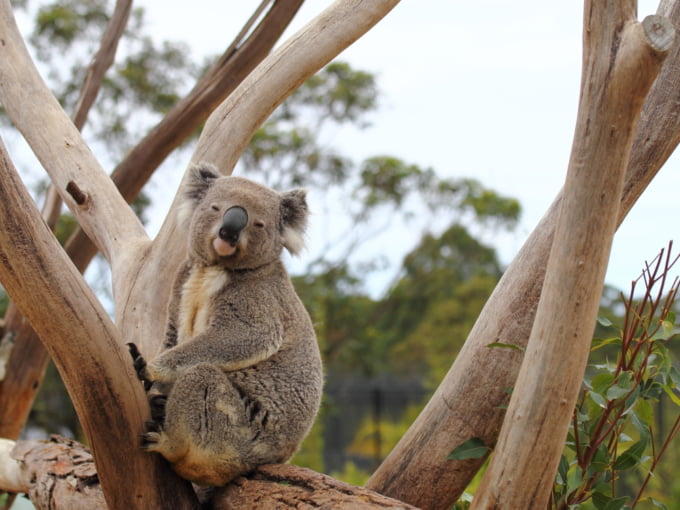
[126,342,152,390]
[140,429,161,450]
[140,421,166,452]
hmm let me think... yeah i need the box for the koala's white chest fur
[177,266,228,342]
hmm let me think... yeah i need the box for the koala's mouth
[213,237,238,257]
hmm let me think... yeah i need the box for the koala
[127,163,323,487]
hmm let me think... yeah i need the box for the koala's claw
[126,342,152,390]
[140,431,161,450]
[140,420,163,449]
[149,394,167,423]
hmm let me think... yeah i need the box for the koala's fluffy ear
[177,163,220,229]
[280,189,308,256]
[185,163,220,203]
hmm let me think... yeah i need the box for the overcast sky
[137,1,678,295]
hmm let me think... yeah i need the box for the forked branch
[0,0,148,282]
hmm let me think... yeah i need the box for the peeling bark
[0,438,415,510]
[10,437,106,510]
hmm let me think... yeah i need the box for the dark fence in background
[322,376,430,473]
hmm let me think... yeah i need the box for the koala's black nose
[219,206,248,244]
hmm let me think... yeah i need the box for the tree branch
[72,0,132,129]
[366,2,680,508]
[0,0,148,282]
[0,437,415,510]
[472,8,673,508]
[0,0,134,441]
[191,0,400,170]
[0,141,197,509]
[41,0,132,225]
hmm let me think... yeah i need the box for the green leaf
[597,316,613,327]
[669,366,680,388]
[618,432,633,443]
[593,490,612,510]
[486,342,525,352]
[650,319,679,341]
[661,385,680,407]
[602,496,630,510]
[591,336,622,351]
[607,383,631,400]
[613,438,648,470]
[592,372,615,394]
[630,412,652,443]
[636,398,654,427]
[641,380,664,401]
[646,497,668,510]
[590,390,607,408]
[447,438,490,460]
[592,443,611,471]
[555,454,569,486]
[606,372,634,402]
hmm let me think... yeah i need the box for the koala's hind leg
[153,363,264,486]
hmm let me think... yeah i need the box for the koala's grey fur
[129,163,323,486]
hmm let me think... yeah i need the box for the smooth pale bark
[366,1,680,508]
[472,7,673,508]
[41,0,132,223]
[0,0,149,290]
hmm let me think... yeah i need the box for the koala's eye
[254,220,265,229]
[210,205,220,212]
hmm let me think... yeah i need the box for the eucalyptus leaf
[635,398,654,427]
[661,385,680,407]
[613,439,647,470]
[447,437,490,461]
[592,372,615,395]
[591,336,622,352]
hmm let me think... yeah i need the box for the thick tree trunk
[366,1,680,508]
[0,438,416,510]
[0,0,132,441]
